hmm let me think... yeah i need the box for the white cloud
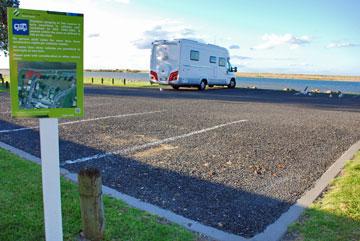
[251,33,311,50]
[229,44,240,49]
[133,23,205,49]
[106,0,130,4]
[231,55,252,60]
[181,28,195,36]
[133,26,170,49]
[88,33,100,38]
[326,42,359,49]
[288,62,314,67]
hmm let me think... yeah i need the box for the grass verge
[84,77,160,88]
[0,148,195,241]
[287,151,360,241]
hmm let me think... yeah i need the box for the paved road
[1,86,359,237]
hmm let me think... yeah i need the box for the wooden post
[5,81,9,89]
[78,168,105,241]
[101,78,104,84]
[123,78,126,85]
[91,77,94,84]
[0,73,4,86]
[112,78,114,85]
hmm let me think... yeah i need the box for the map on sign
[18,62,77,109]
[8,8,84,118]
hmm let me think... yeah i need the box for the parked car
[150,39,237,90]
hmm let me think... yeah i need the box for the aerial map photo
[17,61,77,109]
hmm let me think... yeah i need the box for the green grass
[289,151,360,241]
[1,75,160,89]
[84,77,160,89]
[0,148,195,241]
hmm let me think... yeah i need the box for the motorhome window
[219,57,226,67]
[155,44,178,66]
[227,58,232,70]
[209,56,217,63]
[190,50,199,61]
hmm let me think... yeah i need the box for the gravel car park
[1,86,359,237]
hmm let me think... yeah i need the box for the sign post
[8,8,84,240]
[39,118,62,241]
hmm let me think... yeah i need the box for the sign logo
[13,19,29,35]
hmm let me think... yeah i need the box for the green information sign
[8,8,84,118]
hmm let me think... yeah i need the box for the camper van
[150,39,237,90]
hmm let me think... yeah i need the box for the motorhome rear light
[150,71,158,81]
[168,71,179,81]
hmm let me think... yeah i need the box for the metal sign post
[39,118,63,241]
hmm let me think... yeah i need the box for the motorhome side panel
[180,42,197,85]
[180,42,211,85]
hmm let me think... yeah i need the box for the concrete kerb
[1,140,359,241]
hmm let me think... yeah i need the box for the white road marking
[84,103,114,108]
[60,110,163,126]
[0,111,10,114]
[0,110,163,134]
[0,126,35,133]
[64,119,248,165]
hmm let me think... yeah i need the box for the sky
[1,0,360,75]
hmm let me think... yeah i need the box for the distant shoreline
[84,69,148,73]
[82,70,360,82]
[1,68,360,82]
[236,72,360,82]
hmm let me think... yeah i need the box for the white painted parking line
[0,110,163,134]
[0,126,35,133]
[64,119,249,165]
[84,103,114,108]
[60,110,163,126]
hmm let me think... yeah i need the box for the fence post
[0,73,4,86]
[91,77,94,84]
[123,78,126,85]
[101,78,104,85]
[5,81,9,89]
[78,168,105,241]
[112,78,114,85]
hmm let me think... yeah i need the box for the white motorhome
[150,39,237,90]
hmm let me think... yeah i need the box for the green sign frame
[8,8,84,118]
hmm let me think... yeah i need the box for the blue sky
[1,0,359,75]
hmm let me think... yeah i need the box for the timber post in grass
[123,78,126,85]
[0,73,4,86]
[101,78,104,85]
[91,77,94,84]
[78,168,105,241]
[5,81,9,89]
[112,78,114,85]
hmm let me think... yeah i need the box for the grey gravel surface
[1,87,359,237]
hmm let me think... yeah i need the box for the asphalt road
[1,86,360,237]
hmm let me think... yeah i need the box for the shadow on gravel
[0,118,290,238]
[85,86,360,113]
